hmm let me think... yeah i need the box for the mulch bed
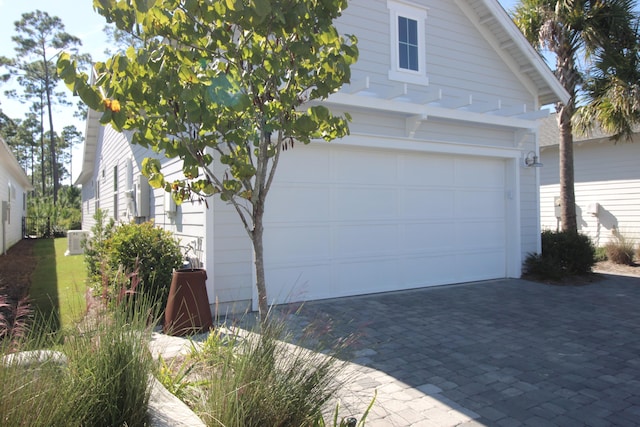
[0,239,37,305]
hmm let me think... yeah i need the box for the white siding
[540,139,640,246]
[212,197,253,312]
[0,141,30,253]
[337,1,535,112]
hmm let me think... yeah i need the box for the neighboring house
[539,114,640,247]
[76,0,568,313]
[0,136,33,255]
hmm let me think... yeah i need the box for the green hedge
[524,230,595,280]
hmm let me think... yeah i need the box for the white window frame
[387,0,428,85]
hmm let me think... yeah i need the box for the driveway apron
[285,276,640,426]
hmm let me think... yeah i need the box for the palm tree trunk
[557,105,577,232]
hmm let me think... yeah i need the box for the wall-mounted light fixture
[524,151,543,168]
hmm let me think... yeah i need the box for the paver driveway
[287,275,640,426]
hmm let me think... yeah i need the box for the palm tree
[511,0,637,232]
[575,17,640,140]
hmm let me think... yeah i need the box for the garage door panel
[403,222,455,251]
[454,221,506,249]
[401,155,455,182]
[400,254,458,286]
[334,258,399,294]
[276,148,330,182]
[334,223,398,257]
[455,157,505,187]
[268,186,330,221]
[456,250,506,281]
[264,225,330,263]
[401,189,454,219]
[455,190,505,219]
[332,187,397,219]
[265,263,332,304]
[333,149,397,184]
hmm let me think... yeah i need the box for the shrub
[106,221,183,310]
[83,208,115,286]
[594,246,608,262]
[0,295,157,426]
[181,315,359,427]
[524,230,595,280]
[65,298,156,426]
[604,233,636,265]
[84,212,183,310]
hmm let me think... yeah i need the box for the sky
[0,0,560,183]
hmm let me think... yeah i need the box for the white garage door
[262,144,507,304]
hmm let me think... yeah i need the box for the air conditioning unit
[65,230,89,256]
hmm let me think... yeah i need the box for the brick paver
[281,275,640,426]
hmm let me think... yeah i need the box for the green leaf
[225,0,243,12]
[77,83,104,111]
[251,0,271,18]
[112,110,126,130]
[294,115,317,133]
[99,109,113,124]
[142,158,161,178]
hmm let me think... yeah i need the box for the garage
[261,142,509,304]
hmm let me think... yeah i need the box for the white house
[76,0,569,313]
[0,136,32,255]
[539,114,640,247]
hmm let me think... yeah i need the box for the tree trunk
[554,39,578,234]
[557,105,577,232]
[39,101,46,197]
[251,202,269,324]
[45,81,58,205]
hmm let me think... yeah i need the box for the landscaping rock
[147,377,206,427]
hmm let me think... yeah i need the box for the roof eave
[478,0,570,106]
[1,137,33,191]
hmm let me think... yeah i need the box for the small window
[388,0,428,85]
[398,17,419,71]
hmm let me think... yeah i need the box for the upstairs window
[398,16,419,71]
[388,0,428,85]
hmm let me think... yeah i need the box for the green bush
[83,211,183,310]
[107,221,183,310]
[605,233,636,265]
[83,208,115,287]
[524,230,595,280]
[594,246,608,262]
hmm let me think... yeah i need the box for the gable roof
[75,106,101,185]
[0,136,33,191]
[459,0,569,106]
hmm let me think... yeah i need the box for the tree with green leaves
[511,0,637,232]
[58,0,358,322]
[0,10,90,205]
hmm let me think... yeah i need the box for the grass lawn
[30,238,88,330]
